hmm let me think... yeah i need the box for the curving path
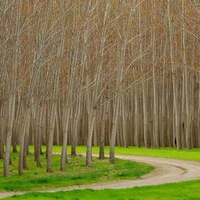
[1,155,200,199]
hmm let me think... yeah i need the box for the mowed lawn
[5,180,200,200]
[0,154,153,192]
[1,146,200,199]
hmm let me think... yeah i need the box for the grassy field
[5,179,200,200]
[26,145,200,162]
[0,152,153,192]
[61,146,200,162]
[1,146,200,199]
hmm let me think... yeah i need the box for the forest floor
[1,155,200,199]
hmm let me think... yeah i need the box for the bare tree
[4,0,22,177]
[86,0,112,167]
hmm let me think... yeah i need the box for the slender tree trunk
[135,87,140,147]
[0,105,6,159]
[60,104,70,170]
[109,99,119,163]
[71,98,80,156]
[122,95,128,147]
[60,7,78,169]
[18,108,30,175]
[35,103,44,167]
[86,107,96,166]
[4,0,22,177]
[4,94,16,177]
[110,0,133,161]
[182,0,190,150]
[152,0,159,148]
[47,101,57,172]
[167,0,180,149]
[23,108,30,170]
[161,70,167,147]
[86,0,112,166]
[71,20,87,155]
[99,103,108,160]
[198,78,200,148]
[47,35,61,172]
[138,3,150,148]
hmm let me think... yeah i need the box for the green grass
[22,145,200,163]
[1,146,200,199]
[4,179,200,200]
[43,145,200,162]
[0,150,153,192]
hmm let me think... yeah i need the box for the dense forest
[1,0,200,176]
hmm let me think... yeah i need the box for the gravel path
[1,155,200,199]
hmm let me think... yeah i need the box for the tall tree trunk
[60,4,78,169]
[167,0,180,149]
[0,104,6,159]
[47,101,56,172]
[134,87,140,147]
[86,0,112,166]
[182,0,190,150]
[4,0,22,177]
[109,0,134,162]
[122,95,128,147]
[109,99,119,163]
[99,103,107,160]
[161,69,167,147]
[18,108,30,175]
[152,0,159,148]
[71,97,81,156]
[35,102,44,167]
[138,3,150,148]
[71,20,87,156]
[86,107,96,166]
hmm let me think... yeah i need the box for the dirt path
[1,155,200,199]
